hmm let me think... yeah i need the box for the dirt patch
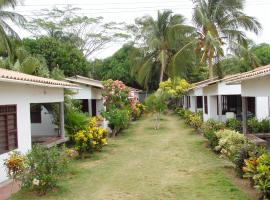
[224,168,260,200]
[79,160,104,169]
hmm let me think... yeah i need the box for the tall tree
[131,10,195,88]
[0,0,26,62]
[26,6,129,58]
[192,0,261,78]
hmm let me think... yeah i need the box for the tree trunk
[209,56,214,79]
[159,50,167,83]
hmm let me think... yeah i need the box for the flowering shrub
[102,79,130,110]
[158,78,192,98]
[4,151,27,181]
[23,145,70,195]
[215,129,250,160]
[74,117,108,156]
[131,103,146,120]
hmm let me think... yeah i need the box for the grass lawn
[11,114,251,200]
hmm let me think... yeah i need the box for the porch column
[195,97,198,112]
[218,95,222,121]
[60,102,65,139]
[242,97,248,135]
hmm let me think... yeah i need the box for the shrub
[215,129,250,161]
[184,112,203,130]
[102,108,131,136]
[23,145,70,195]
[233,143,257,177]
[65,108,89,138]
[248,118,262,133]
[201,119,225,149]
[131,103,145,120]
[226,118,242,132]
[261,119,270,133]
[243,153,270,199]
[74,117,108,156]
[4,151,27,181]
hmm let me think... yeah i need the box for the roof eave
[0,78,79,89]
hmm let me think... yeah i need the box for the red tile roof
[226,65,270,84]
[0,68,77,88]
[190,73,241,90]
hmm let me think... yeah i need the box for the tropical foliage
[0,0,26,62]
[192,0,261,78]
[130,10,195,88]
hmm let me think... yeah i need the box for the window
[197,96,203,109]
[0,105,17,154]
[30,104,42,123]
[218,95,242,115]
[204,96,208,114]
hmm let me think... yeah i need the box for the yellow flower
[101,138,107,145]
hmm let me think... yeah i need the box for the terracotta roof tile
[0,68,77,88]
[226,65,270,83]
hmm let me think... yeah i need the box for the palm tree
[0,0,26,62]
[132,10,195,88]
[192,0,261,78]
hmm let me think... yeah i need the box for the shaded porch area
[30,102,66,148]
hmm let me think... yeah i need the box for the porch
[30,102,66,148]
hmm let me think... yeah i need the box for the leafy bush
[23,145,70,195]
[201,119,225,149]
[247,118,270,133]
[261,119,270,133]
[248,118,262,133]
[243,153,270,199]
[65,108,89,137]
[74,117,108,157]
[131,103,145,120]
[184,112,203,130]
[215,129,250,160]
[233,143,259,177]
[102,108,131,136]
[226,118,242,132]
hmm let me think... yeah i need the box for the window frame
[0,105,18,154]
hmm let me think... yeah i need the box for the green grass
[10,114,250,200]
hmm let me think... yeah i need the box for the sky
[11,0,270,59]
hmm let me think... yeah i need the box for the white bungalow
[65,76,104,116]
[186,79,216,113]
[0,68,77,183]
[185,73,269,122]
[226,65,270,134]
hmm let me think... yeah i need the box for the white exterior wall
[240,77,270,120]
[256,97,270,120]
[70,84,92,100]
[190,96,196,112]
[203,95,219,121]
[31,106,58,137]
[218,82,241,95]
[0,82,64,183]
[242,76,270,97]
[96,100,104,115]
[91,87,102,99]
